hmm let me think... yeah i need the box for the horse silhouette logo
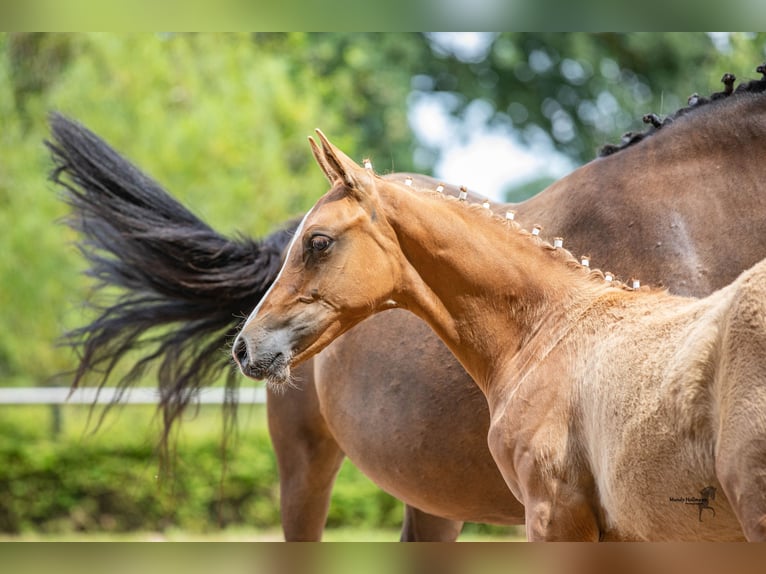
[686,486,716,522]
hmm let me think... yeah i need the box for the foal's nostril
[232,335,249,368]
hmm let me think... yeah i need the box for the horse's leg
[266,358,345,541]
[521,488,601,541]
[714,385,766,540]
[400,505,464,541]
[715,413,766,540]
[715,285,766,541]
[489,434,599,540]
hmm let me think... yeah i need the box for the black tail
[46,112,298,439]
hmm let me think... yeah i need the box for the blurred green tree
[416,32,766,164]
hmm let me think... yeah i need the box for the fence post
[50,404,62,439]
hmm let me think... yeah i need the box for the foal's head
[233,131,405,386]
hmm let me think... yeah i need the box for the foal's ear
[308,136,337,185]
[309,129,371,193]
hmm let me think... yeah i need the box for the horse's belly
[314,310,525,525]
[328,405,523,524]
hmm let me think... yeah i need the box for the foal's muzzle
[232,332,291,383]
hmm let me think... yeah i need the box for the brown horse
[54,69,766,540]
[234,130,766,541]
[270,72,766,540]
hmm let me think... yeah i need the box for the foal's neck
[381,185,607,392]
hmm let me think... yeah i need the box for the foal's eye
[309,234,332,253]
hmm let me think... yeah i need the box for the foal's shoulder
[738,256,766,286]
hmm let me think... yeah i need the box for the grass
[0,526,523,542]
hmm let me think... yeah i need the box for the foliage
[420,32,766,164]
[252,33,434,173]
[0,404,513,537]
[0,405,408,534]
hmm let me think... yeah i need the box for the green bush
[0,404,517,537]
[0,404,410,535]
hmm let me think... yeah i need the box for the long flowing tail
[46,112,298,435]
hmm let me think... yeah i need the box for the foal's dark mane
[598,64,766,157]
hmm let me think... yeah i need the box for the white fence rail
[0,386,267,405]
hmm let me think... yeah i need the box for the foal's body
[234,132,766,540]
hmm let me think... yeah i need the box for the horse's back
[715,255,766,410]
[519,93,766,297]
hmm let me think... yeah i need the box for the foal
[234,131,766,541]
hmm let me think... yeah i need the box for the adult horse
[52,69,766,540]
[233,130,766,541]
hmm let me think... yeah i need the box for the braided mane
[401,179,640,293]
[598,64,766,157]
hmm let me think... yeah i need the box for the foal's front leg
[523,486,601,541]
[502,444,601,541]
[488,380,602,541]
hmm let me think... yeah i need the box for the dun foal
[234,131,766,541]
